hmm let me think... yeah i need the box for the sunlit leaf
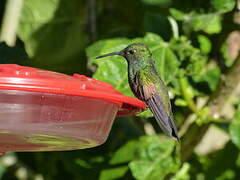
[86,38,133,96]
[188,13,222,34]
[99,166,129,180]
[171,9,223,34]
[129,135,179,180]
[169,8,185,21]
[198,35,212,54]
[192,68,221,92]
[170,36,207,76]
[175,98,188,107]
[172,163,190,180]
[211,0,236,13]
[230,105,240,149]
[110,140,138,165]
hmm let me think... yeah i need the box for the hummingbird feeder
[0,64,145,153]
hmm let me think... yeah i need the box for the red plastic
[0,64,146,152]
[0,64,146,115]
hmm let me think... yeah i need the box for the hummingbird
[96,43,179,140]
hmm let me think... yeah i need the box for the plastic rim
[0,64,146,115]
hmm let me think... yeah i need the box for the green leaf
[186,58,206,76]
[143,32,164,42]
[172,163,190,180]
[17,0,88,72]
[192,68,221,92]
[129,135,179,180]
[140,0,171,6]
[170,36,207,76]
[236,153,240,167]
[179,77,195,100]
[153,45,180,84]
[175,98,188,107]
[170,8,223,34]
[187,13,222,34]
[198,142,239,179]
[99,166,129,180]
[75,159,92,169]
[87,38,133,97]
[229,105,240,149]
[138,109,153,118]
[0,165,5,179]
[211,0,236,13]
[110,140,139,165]
[197,35,212,54]
[169,8,186,21]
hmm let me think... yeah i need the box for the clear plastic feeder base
[0,90,118,152]
[0,64,146,153]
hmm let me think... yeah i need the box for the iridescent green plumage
[96,43,179,139]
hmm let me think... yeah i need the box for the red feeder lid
[0,64,146,115]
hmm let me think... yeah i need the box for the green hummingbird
[96,43,179,140]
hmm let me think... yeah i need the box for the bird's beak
[96,51,123,59]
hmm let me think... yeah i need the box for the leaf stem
[179,77,198,113]
[0,0,23,46]
[168,16,179,38]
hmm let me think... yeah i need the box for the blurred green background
[0,0,240,179]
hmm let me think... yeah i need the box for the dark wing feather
[146,94,179,139]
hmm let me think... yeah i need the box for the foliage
[230,104,240,149]
[0,0,239,179]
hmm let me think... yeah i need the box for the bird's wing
[144,87,178,139]
[132,69,178,139]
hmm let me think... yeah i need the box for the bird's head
[96,43,152,62]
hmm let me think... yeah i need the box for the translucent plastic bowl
[0,90,119,152]
[0,64,146,153]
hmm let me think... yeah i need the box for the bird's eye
[128,49,136,54]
